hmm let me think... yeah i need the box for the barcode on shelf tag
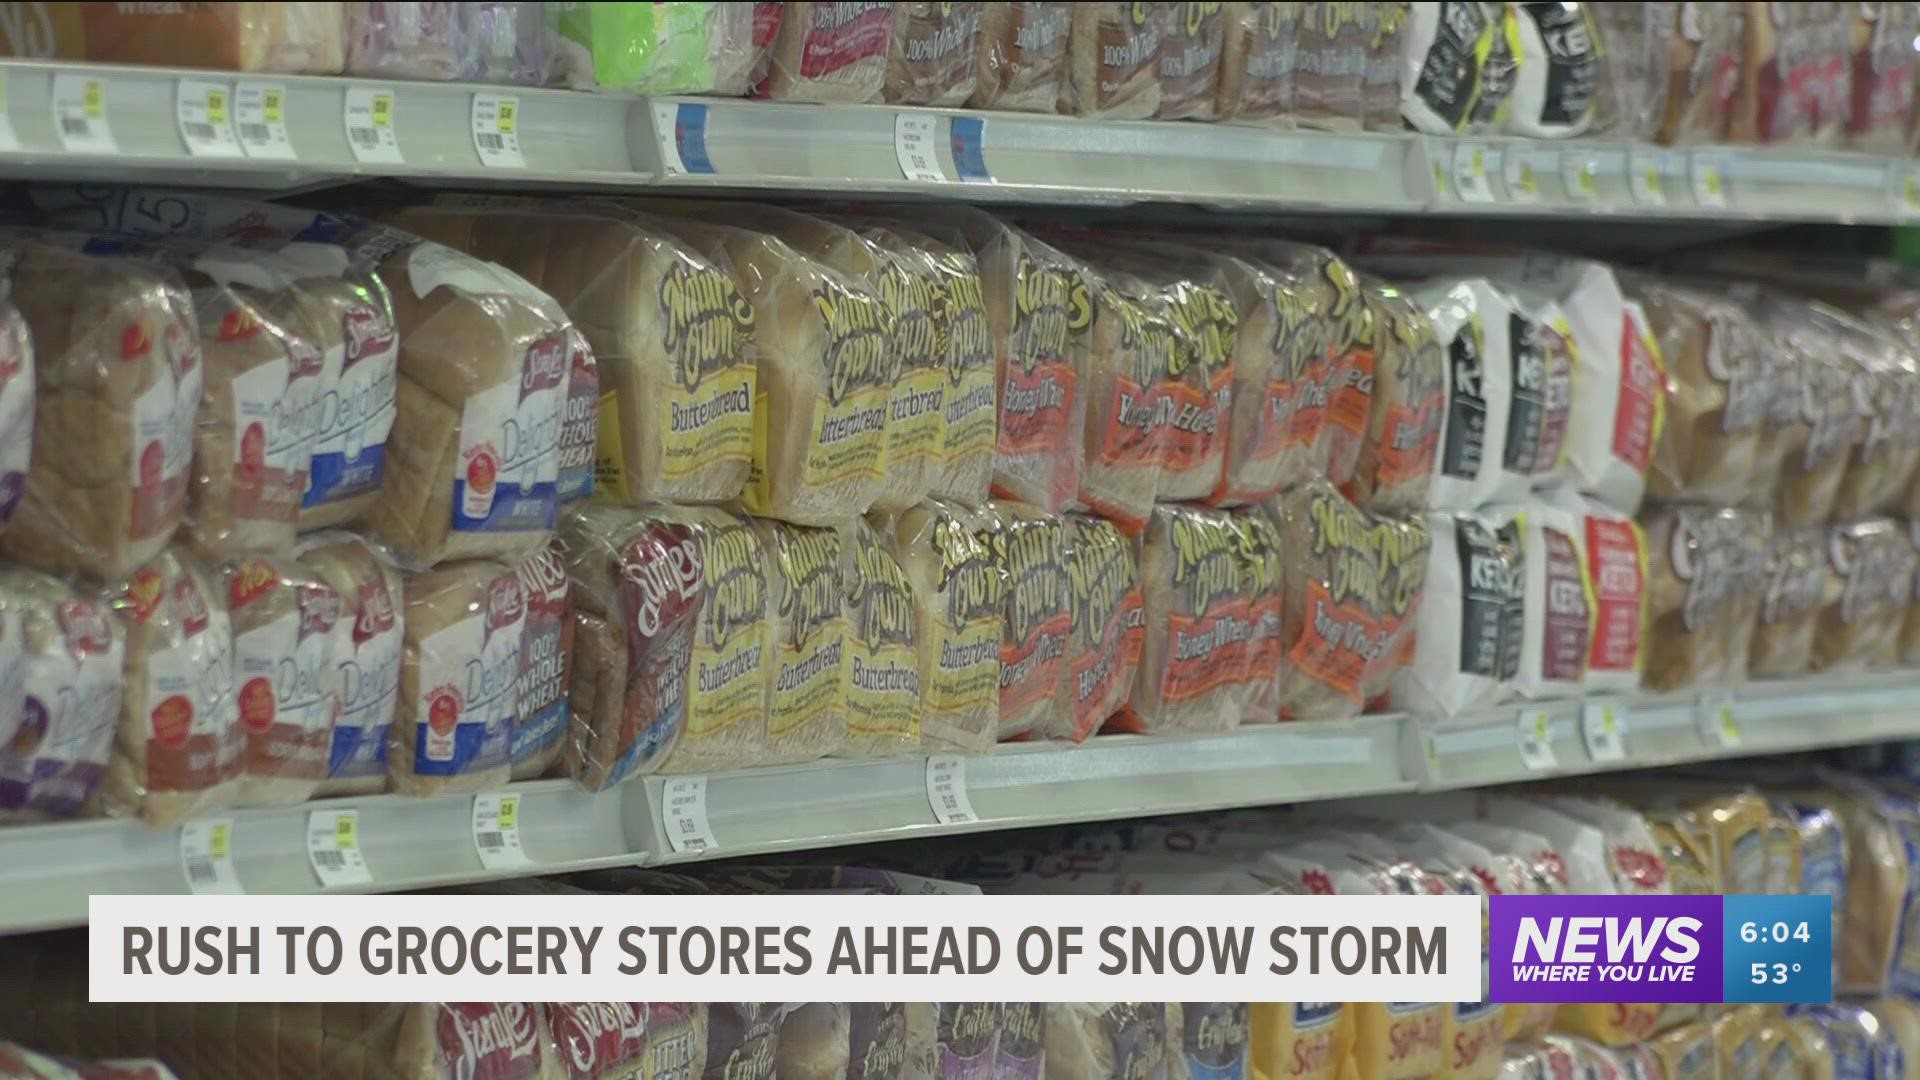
[306,809,373,888]
[662,776,718,855]
[949,116,992,183]
[1698,692,1742,749]
[472,792,531,870]
[471,92,525,169]
[179,818,242,895]
[1690,151,1728,208]
[343,85,401,165]
[1503,146,1541,204]
[1454,141,1497,203]
[1628,148,1666,206]
[175,78,242,158]
[1516,710,1558,771]
[1561,151,1599,201]
[926,756,978,826]
[234,82,294,161]
[894,111,947,183]
[654,101,715,177]
[51,73,115,155]
[1581,699,1629,763]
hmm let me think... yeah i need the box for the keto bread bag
[1350,278,1445,513]
[1503,499,1594,700]
[1060,512,1146,742]
[96,547,242,827]
[884,500,1003,755]
[969,1,1073,111]
[1061,2,1166,118]
[561,502,770,784]
[1128,504,1255,733]
[756,0,893,102]
[974,500,1071,742]
[1629,276,1775,506]
[1815,517,1915,672]
[753,517,849,765]
[886,1,982,105]
[1639,503,1771,692]
[0,570,124,822]
[1292,0,1372,129]
[1507,0,1601,137]
[1418,277,1517,512]
[1273,478,1430,720]
[1157,0,1228,119]
[1398,0,1503,134]
[392,559,524,796]
[222,556,343,807]
[293,531,402,797]
[510,543,573,780]
[841,516,921,758]
[1398,510,1522,718]
[545,1,757,93]
[1216,1,1302,123]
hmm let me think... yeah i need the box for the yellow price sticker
[206,88,227,126]
[1704,168,1722,197]
[1533,714,1550,742]
[496,100,516,134]
[1432,160,1448,194]
[1426,737,1441,773]
[263,88,283,125]
[1644,167,1662,195]
[1575,164,1596,196]
[1906,175,1919,210]
[1470,146,1486,176]
[1518,163,1537,193]
[335,815,357,849]
[371,93,392,129]
[83,80,104,119]
[209,822,231,859]
[1599,706,1617,735]
[498,794,519,830]
[1719,705,1739,742]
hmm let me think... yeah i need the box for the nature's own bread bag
[1059,513,1145,742]
[1234,240,1370,489]
[757,1,892,102]
[0,570,123,821]
[1068,258,1174,526]
[749,517,847,765]
[1361,2,1410,132]
[1729,1,1851,146]
[392,559,523,796]
[1849,1,1920,152]
[1130,504,1254,733]
[1061,3,1165,118]
[884,500,1003,755]
[391,201,755,508]
[222,556,342,807]
[973,501,1070,742]
[0,241,198,581]
[886,1,981,105]
[293,532,402,797]
[1349,279,1444,513]
[1292,0,1371,129]
[96,548,242,826]
[1136,255,1239,504]
[969,1,1072,111]
[1629,276,1774,506]
[841,517,921,758]
[1274,479,1430,720]
[1748,525,1826,677]
[1156,0,1228,119]
[510,544,573,781]
[1217,1,1302,123]
[1816,517,1915,672]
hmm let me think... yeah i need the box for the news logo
[1488,895,1831,1005]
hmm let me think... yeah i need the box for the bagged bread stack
[545,1002,649,1079]
[294,533,402,796]
[0,241,198,581]
[1044,1004,1169,1080]
[1216,1,1302,123]
[1631,277,1774,506]
[1729,1,1851,145]
[392,559,523,796]
[974,501,1070,741]
[887,1,982,104]
[841,518,920,757]
[1061,2,1165,118]
[8,2,347,72]
[546,2,757,93]
[969,1,1072,110]
[0,570,124,821]
[758,1,894,102]
[1144,260,1239,503]
[1157,0,1228,118]
[885,500,1003,754]
[96,548,242,826]
[1399,511,1522,717]
[1074,262,1177,527]
[0,288,27,536]
[1130,504,1254,733]
[1199,247,1325,505]
[1059,513,1144,741]
[1235,239,1370,488]
[1361,1,1409,131]
[1419,277,1517,511]
[1816,517,1915,672]
[1591,2,1672,139]
[1291,0,1371,129]
[1232,505,1288,724]
[1639,504,1771,692]
[1506,0,1602,138]
[393,1002,564,1079]
[751,517,848,764]
[1848,2,1920,152]
[1505,498,1594,700]
[510,544,572,780]
[1349,279,1445,513]
[1828,308,1920,520]
[223,556,342,807]
[1555,493,1648,695]
[1399,0,1503,133]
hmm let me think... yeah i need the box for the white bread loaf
[1216,1,1302,122]
[841,517,921,758]
[1058,513,1144,741]
[96,547,242,826]
[391,559,523,796]
[510,543,572,781]
[223,556,341,807]
[1129,504,1251,733]
[282,273,398,532]
[885,500,1004,754]
[393,1002,563,1080]
[969,1,1072,110]
[887,1,982,105]
[977,500,1070,742]
[0,292,32,537]
[1061,3,1165,118]
[759,1,893,102]
[751,517,848,765]
[0,570,123,822]
[294,532,402,797]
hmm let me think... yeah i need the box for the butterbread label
[647,256,755,487]
[1000,254,1091,472]
[879,253,946,489]
[1066,517,1144,739]
[1290,491,1427,702]
[329,562,400,782]
[769,524,848,741]
[453,332,565,535]
[801,281,894,491]
[413,573,520,778]
[936,254,997,482]
[926,514,1002,721]
[690,516,766,743]
[306,301,397,510]
[432,1002,545,1080]
[985,512,1069,723]
[1164,512,1253,703]
[1,600,121,817]
[846,527,920,744]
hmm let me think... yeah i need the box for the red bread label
[1158,373,1226,473]
[1327,346,1375,435]
[342,304,395,371]
[173,575,211,637]
[1287,579,1384,705]
[151,695,193,750]
[1585,516,1645,673]
[356,574,397,645]
[614,522,705,768]
[237,676,276,734]
[217,306,264,342]
[549,1002,648,1080]
[1539,526,1591,682]
[125,569,166,624]
[1163,596,1253,703]
[435,1003,546,1080]
[520,333,568,404]
[1611,310,1661,472]
[121,320,152,360]
[228,559,278,610]
[1097,373,1158,467]
[57,599,113,657]
[1373,389,1444,488]
[797,1,892,79]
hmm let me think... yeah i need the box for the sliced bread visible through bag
[841,517,921,758]
[758,0,892,102]
[969,0,1073,111]
[0,569,124,822]
[1350,278,1444,513]
[510,543,573,781]
[1061,2,1165,118]
[1130,504,1253,734]
[886,1,982,105]
[1059,513,1145,742]
[223,555,341,807]
[294,532,402,797]
[391,559,523,796]
[1216,1,1302,122]
[977,500,1071,742]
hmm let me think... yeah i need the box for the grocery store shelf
[7,673,1920,930]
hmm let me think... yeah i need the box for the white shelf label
[1503,147,1542,204]
[343,86,401,165]
[471,92,524,169]
[179,818,242,895]
[1699,692,1742,749]
[926,756,979,826]
[1628,147,1666,206]
[51,73,115,155]
[233,82,294,161]
[894,111,946,183]
[175,78,242,158]
[1516,710,1558,772]
[1689,151,1728,208]
[1561,151,1599,201]
[662,776,718,855]
[653,100,717,177]
[305,809,373,888]
[472,792,531,870]
[1453,142,1497,203]
[1581,699,1629,763]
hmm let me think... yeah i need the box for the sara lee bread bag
[0,240,198,581]
[1061,2,1165,118]
[393,1002,565,1080]
[1273,478,1430,720]
[1815,517,1916,672]
[969,0,1072,110]
[1350,279,1445,513]
[222,556,343,807]
[545,1002,649,1079]
[1629,276,1775,506]
[749,517,848,765]
[974,500,1070,742]
[96,548,242,826]
[510,544,573,781]
[886,1,981,104]
[561,502,770,783]
[1113,250,1239,504]
[1639,504,1772,692]
[1130,504,1254,733]
[1059,513,1145,742]
[392,559,524,796]
[293,532,402,797]
[1399,511,1523,718]
[1157,0,1228,118]
[391,200,756,508]
[840,517,920,758]
[757,1,893,102]
[0,570,124,821]
[883,500,1003,755]
[1216,1,1301,122]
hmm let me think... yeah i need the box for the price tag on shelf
[1581,699,1629,763]
[654,101,716,177]
[1453,142,1497,203]
[1888,163,1920,216]
[894,111,947,183]
[1690,151,1728,208]
[1503,147,1542,204]
[179,818,242,895]
[343,86,401,165]
[1424,138,1452,199]
[1629,148,1666,206]
[949,115,992,183]
[1516,710,1558,772]
[175,78,242,158]
[471,92,525,168]
[233,82,294,160]
[1561,151,1600,202]
[926,756,978,826]
[472,792,531,870]
[51,73,115,155]
[306,809,373,888]
[1698,692,1742,749]
[0,73,16,152]
[662,776,718,855]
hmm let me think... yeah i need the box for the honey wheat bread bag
[977,500,1071,742]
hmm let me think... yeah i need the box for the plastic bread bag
[1848,1,1920,152]
[973,500,1070,742]
[1628,277,1777,506]
[1044,1004,1169,1080]
[1163,1004,1248,1080]
[1360,2,1409,131]
[0,263,25,536]
[741,517,846,766]
[969,1,1073,111]
[390,559,521,797]
[1251,1003,1349,1080]
[756,1,893,102]
[1815,516,1914,672]
[1126,504,1253,734]
[1217,1,1302,123]
[777,1002,909,1080]
[703,1002,781,1080]
[1640,503,1771,692]
[886,1,982,105]
[1865,1000,1920,1080]
[1156,0,1229,119]
[1466,1,1521,132]
[1274,479,1429,720]
[880,500,1002,755]
[1067,261,1173,527]
[1058,513,1145,742]
[505,543,572,781]
[1763,298,1869,527]
[1534,793,1672,895]
[0,239,197,582]
[1397,511,1522,718]
[1233,506,1288,725]
[1773,798,1847,982]
[1292,1,1371,129]
[0,570,124,822]
[1829,309,1920,520]
[1508,0,1601,137]
[394,1002,566,1079]
[18,2,346,73]
[1349,278,1445,514]
[1501,291,1576,496]
[547,2,756,93]
[95,547,242,827]
[1648,1022,1718,1080]
[1657,0,1743,144]
[1399,1,1503,134]
[1792,778,1920,994]
[1416,277,1515,511]
[1131,251,1239,504]
[1503,498,1595,699]
[1747,524,1825,677]
[1590,1,1674,139]
[220,556,343,807]
[545,1003,648,1079]
[839,516,920,758]
[1060,2,1166,118]
[0,1046,178,1080]
[346,2,547,83]
[1728,1,1852,146]
[291,531,402,797]
[1474,792,1616,893]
